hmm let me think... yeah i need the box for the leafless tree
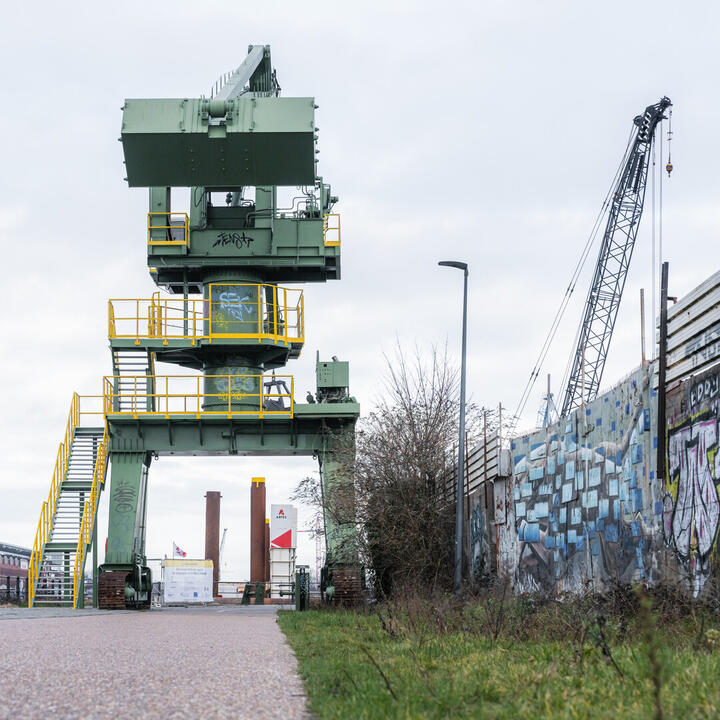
[295,342,482,597]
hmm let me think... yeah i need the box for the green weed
[278,597,720,719]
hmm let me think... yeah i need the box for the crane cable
[666,109,674,176]
[559,107,671,399]
[651,125,657,355]
[556,126,642,409]
[510,127,636,435]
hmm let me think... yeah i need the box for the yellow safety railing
[108,300,117,339]
[108,284,304,349]
[323,213,341,246]
[103,374,294,419]
[73,427,109,608]
[27,394,81,607]
[207,284,303,345]
[147,212,189,246]
[28,395,106,608]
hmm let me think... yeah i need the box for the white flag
[173,542,187,558]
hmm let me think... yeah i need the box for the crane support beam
[560,96,671,417]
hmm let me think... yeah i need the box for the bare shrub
[295,342,481,598]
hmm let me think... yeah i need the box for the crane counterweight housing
[560,96,671,417]
[121,97,317,188]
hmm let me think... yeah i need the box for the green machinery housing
[27,45,360,608]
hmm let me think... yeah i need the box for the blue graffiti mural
[509,367,661,593]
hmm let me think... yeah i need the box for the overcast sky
[1,1,718,580]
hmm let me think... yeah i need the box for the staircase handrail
[108,300,117,339]
[73,427,109,608]
[28,393,81,607]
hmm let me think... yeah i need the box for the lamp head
[438,260,468,272]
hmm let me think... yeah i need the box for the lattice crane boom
[560,96,671,417]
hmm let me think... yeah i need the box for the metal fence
[443,432,502,501]
[0,576,27,605]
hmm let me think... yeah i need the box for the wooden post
[546,373,551,428]
[640,288,647,367]
[465,431,470,527]
[483,410,489,509]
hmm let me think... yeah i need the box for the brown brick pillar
[204,491,221,597]
[250,478,266,583]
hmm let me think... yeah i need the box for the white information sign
[270,504,297,549]
[163,559,213,603]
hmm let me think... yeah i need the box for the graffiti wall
[665,367,720,594]
[469,486,497,582]
[503,365,665,594]
[479,272,720,594]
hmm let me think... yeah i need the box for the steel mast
[560,96,671,417]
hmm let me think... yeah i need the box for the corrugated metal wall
[444,434,500,499]
[666,270,720,384]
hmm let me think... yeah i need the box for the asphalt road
[0,605,308,719]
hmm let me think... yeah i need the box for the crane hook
[666,161,673,177]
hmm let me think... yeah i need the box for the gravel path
[0,606,308,720]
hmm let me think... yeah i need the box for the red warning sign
[271,529,292,548]
[270,504,297,548]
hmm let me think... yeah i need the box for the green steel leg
[105,452,150,565]
[319,429,362,602]
[100,452,152,607]
[320,439,358,566]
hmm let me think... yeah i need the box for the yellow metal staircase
[28,395,108,608]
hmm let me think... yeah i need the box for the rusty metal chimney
[250,477,266,582]
[204,491,221,597]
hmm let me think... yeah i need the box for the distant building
[0,542,31,599]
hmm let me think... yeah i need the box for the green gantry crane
[28,45,360,609]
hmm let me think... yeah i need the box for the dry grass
[279,583,720,719]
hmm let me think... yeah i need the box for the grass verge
[278,599,720,719]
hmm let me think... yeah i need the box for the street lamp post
[438,260,468,595]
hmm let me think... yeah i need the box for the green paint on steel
[202,364,261,412]
[321,437,358,566]
[105,453,149,565]
[209,284,259,335]
[121,97,316,188]
[106,403,359,455]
